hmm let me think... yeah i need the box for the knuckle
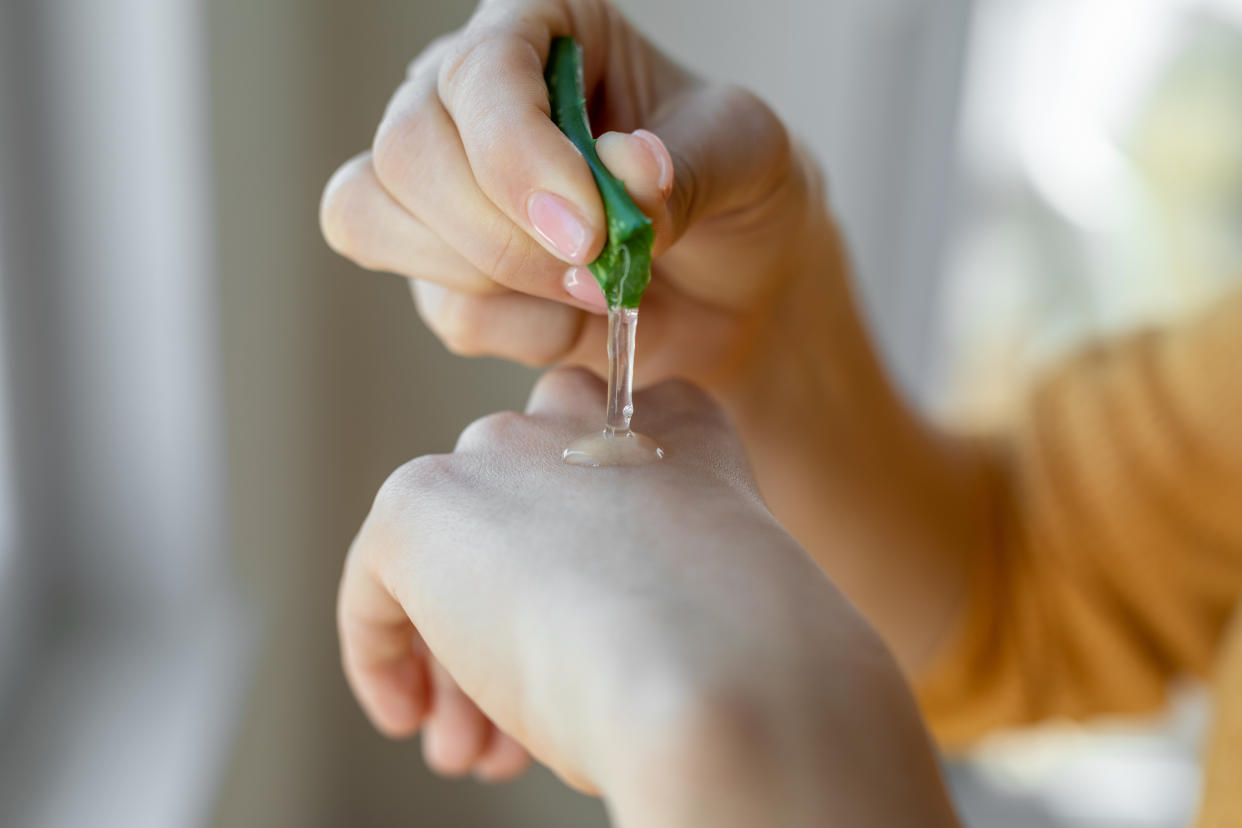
[436,29,501,108]
[484,227,535,288]
[438,25,540,111]
[371,127,410,192]
[358,452,461,579]
[456,409,528,451]
[719,85,789,150]
[364,457,456,564]
[373,455,457,518]
[372,85,434,190]
[718,84,793,185]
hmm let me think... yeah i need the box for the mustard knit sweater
[916,288,1242,825]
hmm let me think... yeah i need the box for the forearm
[715,219,991,676]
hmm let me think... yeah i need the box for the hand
[317,0,987,681]
[319,0,835,387]
[338,368,959,827]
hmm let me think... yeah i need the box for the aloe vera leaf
[545,36,653,309]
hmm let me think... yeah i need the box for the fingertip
[594,130,678,254]
[631,130,674,197]
[422,725,477,778]
[319,152,371,256]
[562,266,608,313]
[422,665,492,777]
[473,732,533,782]
[526,189,600,265]
[347,653,430,740]
[595,130,672,207]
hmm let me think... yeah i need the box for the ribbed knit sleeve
[1199,608,1242,827]
[917,288,1242,752]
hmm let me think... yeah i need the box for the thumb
[594,129,676,253]
[610,86,794,253]
[595,87,813,310]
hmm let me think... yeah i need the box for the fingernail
[563,267,608,312]
[527,191,593,263]
[632,129,673,194]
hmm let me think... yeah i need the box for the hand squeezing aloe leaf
[545,36,653,310]
[548,36,664,467]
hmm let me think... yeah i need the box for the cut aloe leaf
[545,36,654,310]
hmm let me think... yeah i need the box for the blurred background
[0,0,1239,826]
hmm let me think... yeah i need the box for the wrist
[598,621,960,828]
[712,216,991,675]
[718,205,895,441]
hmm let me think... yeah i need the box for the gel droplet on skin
[562,306,664,467]
[562,429,664,467]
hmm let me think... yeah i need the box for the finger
[437,1,614,264]
[372,75,577,300]
[561,265,608,312]
[524,366,607,418]
[412,280,605,367]
[608,85,807,312]
[473,730,533,782]
[422,660,494,777]
[594,129,676,252]
[338,548,431,738]
[321,152,499,293]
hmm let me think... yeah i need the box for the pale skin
[323,0,990,816]
[340,369,960,826]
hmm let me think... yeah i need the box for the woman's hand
[319,0,834,387]
[323,0,987,711]
[338,369,960,827]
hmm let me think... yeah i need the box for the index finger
[437,0,613,265]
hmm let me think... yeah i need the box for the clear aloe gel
[562,306,664,467]
[546,36,663,468]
